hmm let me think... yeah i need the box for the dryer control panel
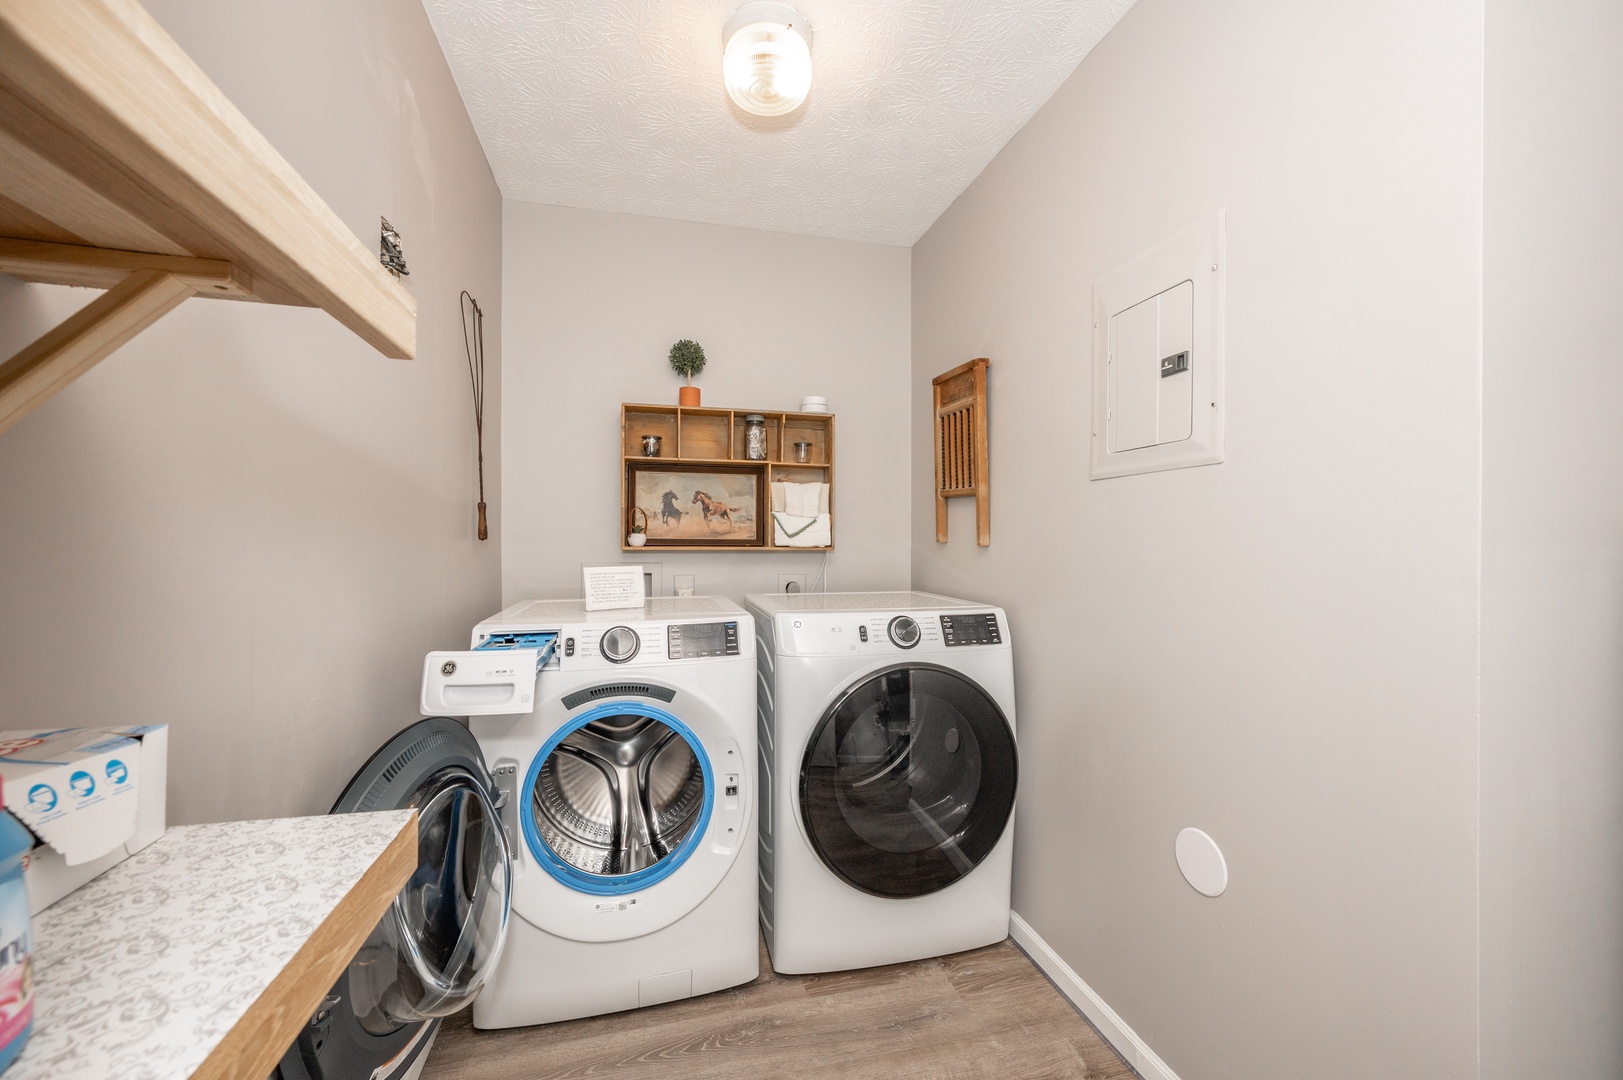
[940,613,1002,646]
[773,608,1011,657]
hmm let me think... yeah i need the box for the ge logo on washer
[105,759,129,785]
[442,660,457,676]
[69,770,95,799]
[27,784,56,813]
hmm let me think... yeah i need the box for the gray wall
[910,0,1483,1076]
[500,201,911,606]
[0,0,503,824]
[1481,0,1623,1075]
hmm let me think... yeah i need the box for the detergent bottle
[0,799,34,1073]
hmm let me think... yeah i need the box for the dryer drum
[531,713,707,876]
[800,664,1017,899]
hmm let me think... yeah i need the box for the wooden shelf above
[624,456,831,469]
[0,0,417,434]
[620,545,834,554]
[621,403,835,552]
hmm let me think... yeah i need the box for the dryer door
[275,717,512,1080]
[799,663,1017,899]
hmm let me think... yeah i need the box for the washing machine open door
[275,717,512,1080]
[799,663,1017,899]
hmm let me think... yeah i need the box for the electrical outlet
[778,573,807,594]
[673,574,696,597]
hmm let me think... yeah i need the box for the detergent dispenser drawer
[420,633,558,716]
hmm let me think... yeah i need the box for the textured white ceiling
[423,0,1135,246]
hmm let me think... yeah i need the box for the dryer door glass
[523,703,713,894]
[799,664,1017,899]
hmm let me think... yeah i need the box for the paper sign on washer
[583,565,646,611]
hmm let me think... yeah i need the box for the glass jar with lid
[743,414,768,461]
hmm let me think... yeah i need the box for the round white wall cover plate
[1175,827,1228,897]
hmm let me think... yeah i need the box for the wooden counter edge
[190,810,418,1080]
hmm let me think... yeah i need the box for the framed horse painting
[626,462,767,548]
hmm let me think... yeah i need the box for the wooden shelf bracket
[933,357,991,546]
[0,237,251,296]
[0,266,195,434]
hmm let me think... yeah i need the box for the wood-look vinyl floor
[422,936,1135,1080]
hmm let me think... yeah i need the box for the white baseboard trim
[1008,911,1182,1080]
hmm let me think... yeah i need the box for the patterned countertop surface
[11,810,414,1079]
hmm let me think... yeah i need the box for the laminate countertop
[10,810,416,1080]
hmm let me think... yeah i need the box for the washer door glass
[523,702,714,895]
[799,664,1017,899]
[349,766,511,1035]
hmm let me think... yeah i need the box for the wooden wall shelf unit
[621,403,835,552]
[0,0,417,436]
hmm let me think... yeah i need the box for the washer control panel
[471,605,753,671]
[667,620,741,659]
[599,626,641,663]
[940,613,1002,647]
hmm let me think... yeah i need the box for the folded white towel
[773,512,831,547]
[783,481,822,518]
[772,482,828,514]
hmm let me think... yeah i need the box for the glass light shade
[723,8,811,117]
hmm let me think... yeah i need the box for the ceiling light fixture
[722,2,813,117]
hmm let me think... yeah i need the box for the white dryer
[421,597,758,1027]
[745,591,1017,974]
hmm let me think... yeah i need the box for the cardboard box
[0,726,168,913]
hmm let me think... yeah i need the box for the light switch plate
[1091,210,1226,479]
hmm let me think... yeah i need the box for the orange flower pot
[679,385,701,407]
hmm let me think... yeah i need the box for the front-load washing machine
[745,591,1017,974]
[420,596,758,1027]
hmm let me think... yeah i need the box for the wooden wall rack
[621,403,835,552]
[0,0,417,436]
[933,358,991,546]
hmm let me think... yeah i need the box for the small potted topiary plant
[628,506,648,547]
[669,339,707,407]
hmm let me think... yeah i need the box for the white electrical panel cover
[1091,211,1225,479]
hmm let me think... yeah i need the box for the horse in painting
[660,490,685,527]
[692,490,739,526]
